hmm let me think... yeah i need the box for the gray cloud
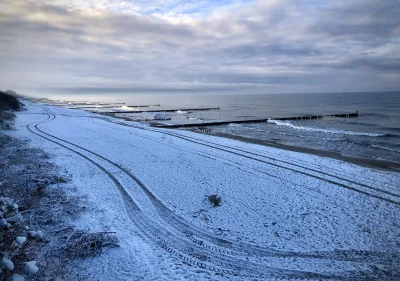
[310,0,400,39]
[0,0,399,95]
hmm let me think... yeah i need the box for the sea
[43,91,400,163]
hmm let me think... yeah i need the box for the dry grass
[64,229,119,258]
[0,133,84,280]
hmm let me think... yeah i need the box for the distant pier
[156,111,359,128]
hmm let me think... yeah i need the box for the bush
[208,194,221,207]
[64,229,119,258]
[0,91,21,111]
[0,112,16,130]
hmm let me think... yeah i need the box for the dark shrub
[0,91,21,111]
[208,194,221,207]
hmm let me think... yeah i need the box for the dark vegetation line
[0,90,22,111]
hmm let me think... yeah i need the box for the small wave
[371,144,400,153]
[228,123,243,127]
[120,106,136,111]
[267,119,386,137]
[176,110,187,114]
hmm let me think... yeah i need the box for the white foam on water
[121,106,136,111]
[267,119,386,137]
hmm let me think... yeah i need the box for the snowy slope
[8,101,400,280]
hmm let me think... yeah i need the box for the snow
[11,274,25,281]
[24,261,38,275]
[1,257,14,270]
[7,100,400,280]
[28,231,43,239]
[0,219,10,228]
[15,236,27,246]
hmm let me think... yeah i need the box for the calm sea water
[46,91,400,163]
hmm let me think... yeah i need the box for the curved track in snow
[93,116,400,206]
[23,109,400,280]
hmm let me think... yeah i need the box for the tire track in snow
[25,116,259,278]
[27,114,364,280]
[21,110,399,188]
[23,110,400,258]
[76,115,395,218]
[27,113,400,277]
[146,129,400,206]
[86,116,400,202]
[38,112,400,258]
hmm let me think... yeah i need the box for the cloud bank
[0,0,399,95]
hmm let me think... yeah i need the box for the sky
[0,0,399,96]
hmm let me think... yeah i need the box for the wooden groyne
[71,103,127,109]
[126,104,160,108]
[156,111,359,128]
[131,118,172,122]
[98,102,125,105]
[72,105,123,109]
[105,107,220,114]
[68,102,124,106]
[81,104,160,109]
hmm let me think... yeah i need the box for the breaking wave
[121,106,136,111]
[267,119,387,137]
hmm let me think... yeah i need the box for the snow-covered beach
[8,101,400,280]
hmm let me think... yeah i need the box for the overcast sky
[0,0,399,96]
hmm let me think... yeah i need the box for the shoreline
[9,102,400,280]
[62,104,400,173]
[185,128,400,172]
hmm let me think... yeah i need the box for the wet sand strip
[189,129,400,173]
